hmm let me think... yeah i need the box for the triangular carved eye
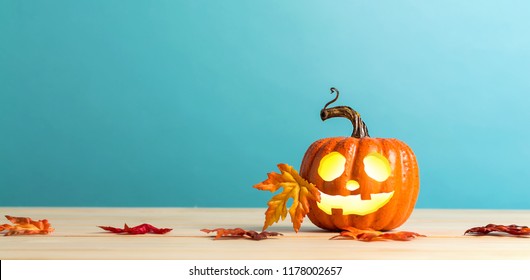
[363,152,391,182]
[317,152,346,181]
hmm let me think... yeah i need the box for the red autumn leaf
[99,223,172,235]
[464,224,530,236]
[0,215,54,236]
[330,227,424,241]
[201,228,283,240]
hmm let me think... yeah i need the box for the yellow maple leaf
[253,163,320,232]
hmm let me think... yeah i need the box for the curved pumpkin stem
[320,87,370,138]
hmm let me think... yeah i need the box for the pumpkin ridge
[382,139,417,230]
[304,138,341,230]
[300,138,329,176]
[390,141,420,229]
[378,138,401,230]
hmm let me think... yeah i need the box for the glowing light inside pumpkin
[317,191,395,215]
[315,151,395,216]
[317,152,346,181]
[363,152,391,182]
[346,180,360,191]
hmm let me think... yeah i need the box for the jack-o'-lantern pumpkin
[300,88,419,231]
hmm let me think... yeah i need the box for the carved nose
[346,180,360,191]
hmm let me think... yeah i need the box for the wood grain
[1,208,529,259]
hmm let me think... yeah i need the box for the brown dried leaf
[253,163,320,232]
[201,228,283,241]
[331,227,424,241]
[464,224,530,236]
[245,230,283,240]
[0,215,54,236]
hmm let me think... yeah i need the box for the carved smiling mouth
[316,190,394,216]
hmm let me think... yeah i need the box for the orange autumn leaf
[253,163,320,232]
[330,227,424,241]
[0,215,54,236]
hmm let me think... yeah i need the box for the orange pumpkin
[300,88,419,231]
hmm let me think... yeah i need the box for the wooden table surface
[1,207,529,260]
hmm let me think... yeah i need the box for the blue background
[1,0,530,209]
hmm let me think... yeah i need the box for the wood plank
[1,208,529,259]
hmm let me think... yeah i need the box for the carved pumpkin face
[316,149,393,216]
[300,137,419,231]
